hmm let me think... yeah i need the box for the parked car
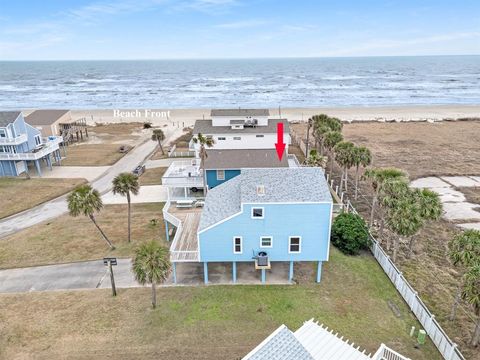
[133,165,146,176]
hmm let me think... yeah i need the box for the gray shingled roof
[193,118,289,135]
[199,176,242,231]
[25,110,70,125]
[243,325,314,360]
[199,168,332,231]
[211,108,269,117]
[204,149,288,170]
[0,111,21,127]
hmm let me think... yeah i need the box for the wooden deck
[169,207,201,261]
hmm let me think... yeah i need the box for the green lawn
[0,248,441,359]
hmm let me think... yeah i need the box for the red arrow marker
[275,122,286,161]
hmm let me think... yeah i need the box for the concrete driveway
[0,259,140,293]
[102,185,168,204]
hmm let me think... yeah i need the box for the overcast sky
[1,0,479,60]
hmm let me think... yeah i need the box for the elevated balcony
[162,159,204,188]
[0,136,63,161]
[0,133,28,145]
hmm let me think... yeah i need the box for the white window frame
[251,207,264,219]
[288,236,302,253]
[217,137,226,140]
[233,236,243,254]
[260,236,273,248]
[256,134,264,138]
[0,129,6,138]
[233,136,241,140]
[34,135,41,146]
[216,169,225,181]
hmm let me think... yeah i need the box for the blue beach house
[164,167,333,284]
[0,111,63,177]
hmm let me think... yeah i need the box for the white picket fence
[290,126,467,360]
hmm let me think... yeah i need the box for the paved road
[0,127,183,239]
[103,185,168,204]
[0,259,140,293]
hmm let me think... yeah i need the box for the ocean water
[0,56,479,109]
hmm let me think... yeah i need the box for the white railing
[163,201,199,262]
[0,133,28,145]
[373,344,411,360]
[328,175,465,360]
[162,159,204,187]
[288,154,301,167]
[0,137,63,160]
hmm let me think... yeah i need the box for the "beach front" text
[113,109,170,118]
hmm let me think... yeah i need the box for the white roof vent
[256,185,265,196]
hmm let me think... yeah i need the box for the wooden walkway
[173,212,200,253]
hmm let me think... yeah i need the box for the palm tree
[192,133,214,194]
[312,114,342,155]
[112,172,140,243]
[323,131,343,175]
[304,149,327,168]
[152,129,166,155]
[352,146,372,200]
[364,167,407,227]
[408,188,442,255]
[461,264,480,346]
[132,241,171,309]
[67,184,114,249]
[334,141,355,194]
[448,229,480,321]
[385,193,422,262]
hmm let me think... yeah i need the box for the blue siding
[199,203,332,262]
[0,160,18,176]
[206,169,241,188]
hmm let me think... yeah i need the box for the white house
[190,109,290,154]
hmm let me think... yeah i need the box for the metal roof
[211,108,270,117]
[0,111,21,127]
[193,118,289,135]
[25,110,70,125]
[243,325,314,360]
[199,168,332,231]
[204,149,288,170]
[294,319,371,360]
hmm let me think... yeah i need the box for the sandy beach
[68,105,480,127]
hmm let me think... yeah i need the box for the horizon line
[1,54,480,62]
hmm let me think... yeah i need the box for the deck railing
[373,344,411,360]
[0,133,28,145]
[0,136,62,161]
[163,201,199,262]
[162,159,204,187]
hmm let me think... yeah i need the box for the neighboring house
[25,110,88,143]
[164,167,333,284]
[243,319,409,360]
[162,108,296,198]
[0,111,63,177]
[203,149,289,188]
[191,109,290,154]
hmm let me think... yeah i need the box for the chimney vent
[256,185,265,196]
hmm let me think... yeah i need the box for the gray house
[0,111,63,177]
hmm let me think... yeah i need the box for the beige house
[25,110,72,137]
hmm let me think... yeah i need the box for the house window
[0,129,6,138]
[233,136,241,140]
[289,236,301,253]
[0,146,6,153]
[251,207,264,219]
[217,170,225,180]
[34,135,41,146]
[256,134,264,138]
[218,137,226,140]
[233,237,242,254]
[260,236,272,248]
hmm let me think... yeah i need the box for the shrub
[143,122,152,129]
[331,212,370,255]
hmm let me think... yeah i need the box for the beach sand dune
[69,105,480,127]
